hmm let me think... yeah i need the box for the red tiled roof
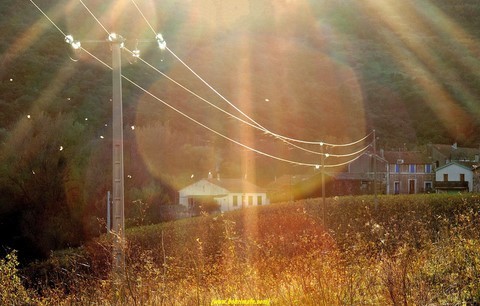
[383,151,431,164]
[266,175,312,190]
[206,178,266,193]
[431,144,480,161]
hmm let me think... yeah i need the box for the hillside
[13,194,480,304]
[1,0,480,260]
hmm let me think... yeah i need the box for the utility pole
[64,30,127,294]
[107,191,111,233]
[109,34,164,284]
[373,129,378,210]
[109,33,125,280]
[320,143,326,227]
[61,19,165,297]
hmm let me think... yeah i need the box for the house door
[408,180,415,194]
[394,182,400,194]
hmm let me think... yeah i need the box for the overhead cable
[81,48,324,167]
[29,0,371,169]
[79,0,110,35]
[123,48,372,158]
[128,0,372,148]
[28,0,67,36]
[76,0,357,157]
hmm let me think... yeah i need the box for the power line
[123,47,373,158]
[70,1,326,164]
[122,48,264,134]
[79,0,110,35]
[167,44,374,147]
[28,0,373,296]
[324,153,365,168]
[130,0,157,34]
[128,0,373,148]
[28,0,67,36]
[87,46,371,168]
[81,48,322,167]
[77,0,373,159]
[29,0,372,169]
[76,0,371,158]
[70,1,330,166]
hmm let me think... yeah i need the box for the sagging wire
[122,47,366,158]
[128,0,373,149]
[29,0,372,169]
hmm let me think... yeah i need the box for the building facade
[383,151,435,194]
[435,162,474,193]
[178,178,269,212]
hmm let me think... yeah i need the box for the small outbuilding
[178,178,269,213]
[434,162,474,193]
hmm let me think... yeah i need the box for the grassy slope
[23,194,480,305]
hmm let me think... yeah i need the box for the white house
[178,178,269,212]
[435,162,474,193]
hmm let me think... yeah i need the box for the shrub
[0,250,35,304]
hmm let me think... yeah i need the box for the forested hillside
[1,0,480,261]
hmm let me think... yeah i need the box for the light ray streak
[130,0,156,34]
[81,48,317,167]
[123,48,372,158]
[128,0,372,148]
[79,0,110,35]
[29,0,370,169]
[28,0,66,36]
[363,0,475,139]
[73,1,338,160]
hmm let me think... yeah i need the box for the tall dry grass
[4,194,480,305]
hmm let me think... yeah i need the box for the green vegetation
[0,251,35,305]
[3,194,477,305]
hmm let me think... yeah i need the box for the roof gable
[180,178,265,194]
[435,161,473,172]
[431,144,480,161]
[209,178,266,193]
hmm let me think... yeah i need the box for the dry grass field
[2,194,480,305]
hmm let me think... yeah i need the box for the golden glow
[362,0,479,140]
[4,1,72,67]
[234,34,256,182]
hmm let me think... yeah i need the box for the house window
[443,174,448,182]
[409,164,416,173]
[394,181,400,194]
[242,195,246,206]
[395,164,400,173]
[248,196,253,206]
[425,164,432,173]
[257,196,263,205]
[233,196,238,207]
[460,173,465,182]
